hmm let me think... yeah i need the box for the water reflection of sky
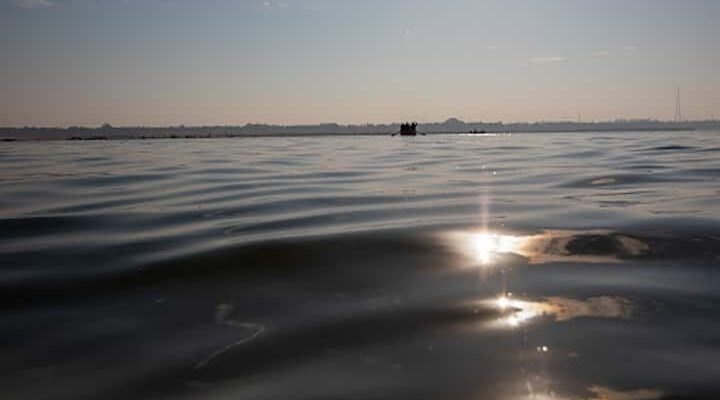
[445,229,670,400]
[480,291,663,400]
[487,294,634,328]
[2,135,720,400]
[445,228,676,268]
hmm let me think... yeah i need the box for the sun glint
[470,232,522,265]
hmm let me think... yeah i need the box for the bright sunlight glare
[470,232,522,265]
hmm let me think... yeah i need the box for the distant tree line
[1,118,719,141]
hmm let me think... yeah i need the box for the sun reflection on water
[449,231,526,266]
[471,232,522,264]
[486,294,633,329]
[445,228,655,268]
[446,229,645,400]
[493,294,541,328]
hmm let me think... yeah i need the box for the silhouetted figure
[400,122,417,136]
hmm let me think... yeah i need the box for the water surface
[1,131,719,399]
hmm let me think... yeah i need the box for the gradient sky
[1,0,719,127]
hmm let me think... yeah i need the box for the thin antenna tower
[674,87,682,122]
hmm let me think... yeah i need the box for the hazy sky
[1,0,719,127]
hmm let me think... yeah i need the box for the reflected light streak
[587,385,663,400]
[445,228,654,268]
[497,384,662,400]
[492,295,541,328]
[468,232,524,265]
[496,295,511,310]
[488,295,633,329]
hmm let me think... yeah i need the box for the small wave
[647,145,696,151]
[559,174,666,188]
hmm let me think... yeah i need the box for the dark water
[1,132,720,400]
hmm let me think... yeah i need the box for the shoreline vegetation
[1,117,719,141]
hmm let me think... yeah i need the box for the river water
[1,131,719,399]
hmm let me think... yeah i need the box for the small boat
[400,122,417,136]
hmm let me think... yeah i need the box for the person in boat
[400,122,417,135]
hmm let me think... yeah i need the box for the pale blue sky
[1,0,718,126]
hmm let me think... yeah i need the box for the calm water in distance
[1,131,720,399]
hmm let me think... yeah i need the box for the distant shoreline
[1,119,717,142]
[0,128,704,142]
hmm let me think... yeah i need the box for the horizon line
[3,117,720,130]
